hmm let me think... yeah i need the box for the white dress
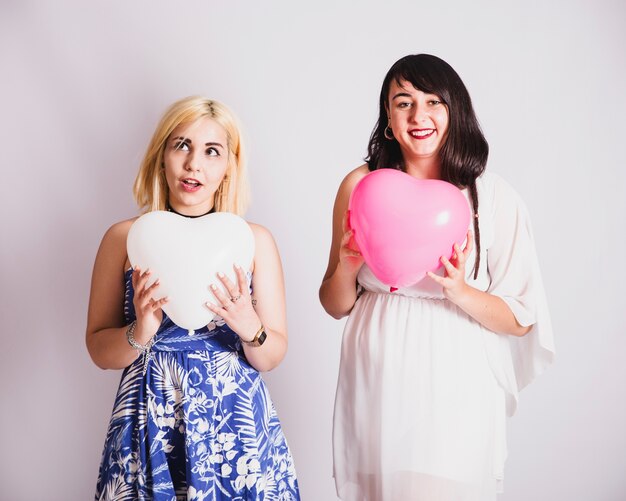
[333,172,555,501]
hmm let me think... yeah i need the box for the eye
[206,147,220,156]
[428,99,443,106]
[173,140,190,151]
[397,101,412,109]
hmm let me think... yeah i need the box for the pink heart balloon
[348,169,471,289]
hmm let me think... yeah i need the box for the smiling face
[162,116,229,216]
[387,79,449,169]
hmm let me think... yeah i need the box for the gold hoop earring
[384,125,394,140]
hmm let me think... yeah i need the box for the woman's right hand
[131,267,168,344]
[320,165,370,319]
[337,210,365,275]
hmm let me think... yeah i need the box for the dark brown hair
[366,54,488,278]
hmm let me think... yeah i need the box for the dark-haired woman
[320,54,554,500]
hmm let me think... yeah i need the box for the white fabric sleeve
[486,175,555,393]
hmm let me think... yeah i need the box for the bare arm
[86,220,168,370]
[206,223,288,372]
[319,165,369,319]
[85,221,146,369]
[428,237,531,337]
[453,288,531,336]
[86,221,135,370]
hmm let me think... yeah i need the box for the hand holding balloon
[127,211,255,330]
[348,169,471,289]
[427,230,473,302]
[337,211,365,276]
[205,264,262,343]
[131,267,168,344]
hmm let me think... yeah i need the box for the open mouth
[182,178,202,187]
[409,129,435,139]
[181,178,203,191]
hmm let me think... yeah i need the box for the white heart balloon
[127,211,255,330]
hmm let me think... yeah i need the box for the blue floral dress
[95,270,300,501]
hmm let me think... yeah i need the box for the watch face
[257,330,267,346]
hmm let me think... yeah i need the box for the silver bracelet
[126,321,155,375]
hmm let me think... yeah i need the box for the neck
[167,204,215,218]
[404,157,441,180]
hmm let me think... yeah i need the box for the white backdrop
[1,1,625,499]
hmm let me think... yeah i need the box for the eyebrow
[391,92,413,101]
[171,136,225,149]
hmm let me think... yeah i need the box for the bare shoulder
[332,164,370,214]
[338,164,370,197]
[102,217,137,243]
[246,222,282,277]
[97,217,139,270]
[247,222,277,249]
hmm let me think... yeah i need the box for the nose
[410,103,427,123]
[185,150,202,172]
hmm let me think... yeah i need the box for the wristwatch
[244,324,267,347]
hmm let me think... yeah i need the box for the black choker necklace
[167,205,215,218]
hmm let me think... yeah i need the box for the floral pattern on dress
[95,270,300,500]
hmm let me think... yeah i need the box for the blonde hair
[133,96,250,215]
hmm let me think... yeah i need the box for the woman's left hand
[206,264,262,343]
[427,230,473,303]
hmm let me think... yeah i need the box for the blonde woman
[87,96,300,500]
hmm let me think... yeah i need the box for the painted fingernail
[217,272,225,278]
[234,263,242,270]
[210,284,217,290]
